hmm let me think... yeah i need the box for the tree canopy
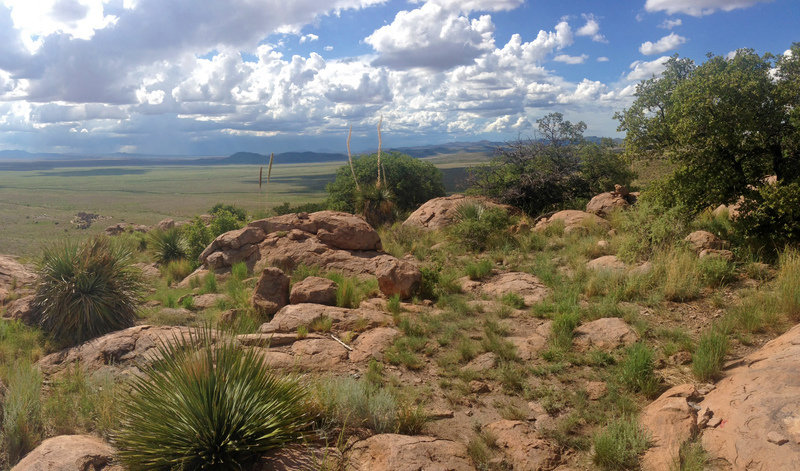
[326,151,445,214]
[615,44,800,214]
[468,112,634,215]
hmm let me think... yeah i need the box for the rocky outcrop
[156,218,175,231]
[259,304,392,334]
[534,210,611,235]
[700,323,800,470]
[2,295,34,322]
[11,435,119,471]
[350,327,401,363]
[402,194,515,231]
[586,255,626,272]
[290,276,338,305]
[586,192,629,217]
[639,384,701,471]
[684,230,722,253]
[573,318,639,352]
[197,211,420,299]
[345,434,475,471]
[478,272,550,306]
[38,325,205,379]
[251,267,290,316]
[104,222,150,235]
[484,420,560,471]
[0,255,36,305]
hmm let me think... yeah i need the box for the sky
[0,0,796,156]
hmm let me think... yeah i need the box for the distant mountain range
[0,137,622,171]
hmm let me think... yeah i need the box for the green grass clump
[465,259,493,280]
[617,342,660,398]
[387,294,403,316]
[149,227,187,265]
[231,261,249,281]
[1,360,43,466]
[692,330,729,382]
[115,327,309,470]
[550,311,581,353]
[592,416,650,470]
[160,259,192,286]
[202,270,218,293]
[31,235,144,346]
[697,256,736,287]
[311,376,398,434]
[777,249,800,319]
[658,249,702,302]
[325,272,378,309]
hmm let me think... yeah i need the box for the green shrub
[618,343,660,398]
[697,256,736,287]
[501,292,525,309]
[160,259,192,286]
[231,261,249,281]
[550,311,581,352]
[592,416,650,470]
[387,294,403,316]
[31,236,143,346]
[210,209,242,237]
[449,203,513,252]
[611,199,689,263]
[209,203,247,222]
[148,228,187,265]
[1,360,43,466]
[326,272,378,309]
[311,376,399,434]
[115,327,309,470]
[271,201,327,216]
[183,217,213,267]
[736,181,800,247]
[692,330,729,382]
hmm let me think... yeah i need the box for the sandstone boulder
[478,272,550,306]
[11,435,118,471]
[535,210,611,236]
[350,327,401,362]
[402,194,514,231]
[38,325,205,379]
[251,267,290,317]
[484,420,560,471]
[290,276,338,305]
[699,249,734,261]
[345,434,475,471]
[3,295,34,322]
[156,218,175,231]
[639,384,701,471]
[260,304,392,334]
[573,317,639,352]
[700,323,800,470]
[586,255,626,272]
[375,258,421,299]
[684,230,722,253]
[586,192,629,217]
[0,255,35,304]
[248,211,381,251]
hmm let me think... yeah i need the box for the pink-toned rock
[684,230,722,253]
[192,293,227,309]
[3,295,34,322]
[11,435,119,471]
[350,327,401,362]
[480,272,550,306]
[0,255,36,303]
[484,420,560,471]
[345,434,475,471]
[37,325,206,379]
[462,352,498,372]
[534,210,611,235]
[586,192,629,217]
[640,384,701,471]
[508,322,551,361]
[133,262,161,279]
[290,338,350,371]
[156,218,175,231]
[585,381,608,400]
[586,255,626,272]
[375,259,420,299]
[290,276,338,305]
[699,249,735,261]
[255,445,341,471]
[200,226,267,261]
[402,195,515,231]
[260,304,392,334]
[248,211,381,251]
[251,267,290,317]
[700,323,800,470]
[573,317,639,352]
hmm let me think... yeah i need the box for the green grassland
[0,153,489,258]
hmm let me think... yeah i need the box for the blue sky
[0,0,796,156]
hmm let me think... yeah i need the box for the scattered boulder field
[3,189,798,470]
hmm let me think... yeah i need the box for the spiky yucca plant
[115,326,310,470]
[356,184,396,227]
[148,227,187,265]
[31,236,143,345]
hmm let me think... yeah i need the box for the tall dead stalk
[347,125,360,191]
[376,115,383,188]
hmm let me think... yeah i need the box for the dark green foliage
[468,113,634,215]
[115,327,309,470]
[616,45,800,216]
[736,181,800,247]
[31,236,143,346]
[209,203,247,221]
[355,184,396,227]
[326,151,445,214]
[184,216,213,266]
[271,201,327,216]
[210,209,242,236]
[148,227,187,265]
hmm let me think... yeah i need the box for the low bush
[611,199,689,263]
[31,236,143,345]
[115,327,309,470]
[311,376,399,434]
[448,203,514,252]
[465,259,493,280]
[735,181,800,248]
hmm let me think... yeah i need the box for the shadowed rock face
[197,211,420,299]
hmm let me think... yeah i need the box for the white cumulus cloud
[553,54,588,64]
[640,32,686,55]
[627,56,670,81]
[659,18,682,29]
[575,13,607,43]
[645,0,773,17]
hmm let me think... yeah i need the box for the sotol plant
[115,326,310,470]
[31,236,143,345]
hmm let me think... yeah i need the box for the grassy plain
[0,153,488,258]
